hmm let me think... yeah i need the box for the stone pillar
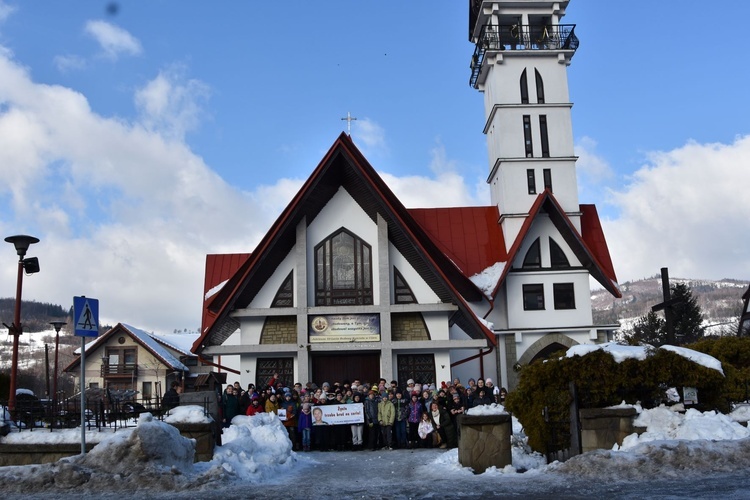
[579,407,643,453]
[458,413,512,473]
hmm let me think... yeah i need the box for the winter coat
[429,407,457,448]
[417,419,434,439]
[222,392,240,422]
[378,398,395,426]
[265,398,279,414]
[364,395,379,425]
[392,397,409,422]
[281,403,297,428]
[246,401,264,416]
[408,400,423,423]
[298,409,312,432]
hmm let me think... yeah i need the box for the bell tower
[469,0,580,251]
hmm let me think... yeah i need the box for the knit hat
[407,379,414,385]
[453,393,460,399]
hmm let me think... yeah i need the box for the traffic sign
[73,296,99,337]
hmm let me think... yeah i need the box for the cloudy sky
[0,1,748,334]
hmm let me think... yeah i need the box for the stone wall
[391,313,430,341]
[579,407,643,453]
[260,316,296,344]
[457,414,512,473]
[0,443,96,466]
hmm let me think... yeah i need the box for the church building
[191,0,620,391]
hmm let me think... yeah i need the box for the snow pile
[469,262,506,297]
[164,405,213,424]
[619,407,750,449]
[465,403,507,416]
[80,413,195,474]
[729,404,750,423]
[198,413,295,482]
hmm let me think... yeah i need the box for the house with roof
[65,323,211,402]
[193,0,621,390]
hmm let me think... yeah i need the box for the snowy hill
[592,276,748,337]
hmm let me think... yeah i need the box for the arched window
[549,238,570,268]
[520,69,529,104]
[315,228,373,306]
[522,238,541,268]
[535,69,545,104]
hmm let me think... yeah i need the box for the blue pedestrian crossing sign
[74,296,99,337]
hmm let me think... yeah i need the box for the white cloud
[380,141,487,208]
[53,54,87,73]
[134,65,210,140]
[576,136,614,184]
[0,1,16,23]
[0,48,282,331]
[603,135,750,284]
[84,20,142,60]
[352,117,387,157]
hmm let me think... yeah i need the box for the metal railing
[1,390,212,434]
[470,24,579,88]
[100,362,138,377]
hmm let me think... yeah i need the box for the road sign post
[74,296,99,454]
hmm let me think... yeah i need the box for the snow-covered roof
[566,342,724,374]
[121,324,189,371]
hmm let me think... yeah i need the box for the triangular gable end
[193,133,496,352]
[491,190,621,299]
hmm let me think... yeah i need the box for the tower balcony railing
[470,24,579,88]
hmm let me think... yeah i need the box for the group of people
[220,374,508,452]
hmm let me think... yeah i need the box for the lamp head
[5,235,40,258]
[49,321,67,333]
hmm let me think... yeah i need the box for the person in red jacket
[245,397,264,416]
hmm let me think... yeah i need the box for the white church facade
[192,0,620,391]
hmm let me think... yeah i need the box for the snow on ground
[1,403,750,497]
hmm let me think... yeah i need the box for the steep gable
[194,133,494,352]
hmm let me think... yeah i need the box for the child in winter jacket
[297,403,313,451]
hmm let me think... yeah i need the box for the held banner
[309,314,380,343]
[311,403,364,425]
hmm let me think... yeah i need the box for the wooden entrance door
[311,353,380,385]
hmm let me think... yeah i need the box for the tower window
[553,283,576,310]
[540,115,550,158]
[314,228,373,306]
[522,238,541,268]
[523,115,533,157]
[527,169,536,194]
[543,168,552,192]
[523,284,545,310]
[535,69,545,104]
[549,238,570,268]
[520,69,529,104]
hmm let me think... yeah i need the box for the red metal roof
[580,204,618,285]
[201,253,250,335]
[408,206,506,277]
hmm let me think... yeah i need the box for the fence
[1,389,211,434]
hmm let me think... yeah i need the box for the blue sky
[0,1,748,333]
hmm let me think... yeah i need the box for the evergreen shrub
[505,344,729,452]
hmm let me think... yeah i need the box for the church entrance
[311,352,380,386]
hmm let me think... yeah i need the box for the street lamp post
[50,321,67,411]
[4,235,40,414]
